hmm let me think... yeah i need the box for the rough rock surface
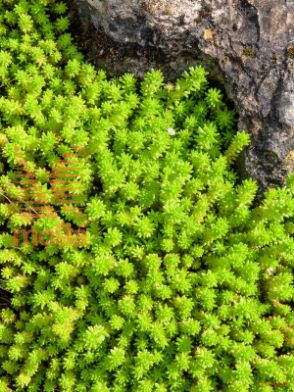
[72,0,294,190]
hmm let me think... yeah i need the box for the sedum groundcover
[0,0,294,391]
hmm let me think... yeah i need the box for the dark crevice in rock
[239,0,260,43]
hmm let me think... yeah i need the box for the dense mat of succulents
[0,0,293,391]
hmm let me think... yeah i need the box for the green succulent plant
[0,0,293,391]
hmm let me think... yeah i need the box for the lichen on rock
[72,0,294,190]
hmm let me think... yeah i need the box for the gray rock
[72,0,294,190]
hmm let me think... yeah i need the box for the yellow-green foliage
[0,1,293,391]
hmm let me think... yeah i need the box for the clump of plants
[0,0,293,391]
